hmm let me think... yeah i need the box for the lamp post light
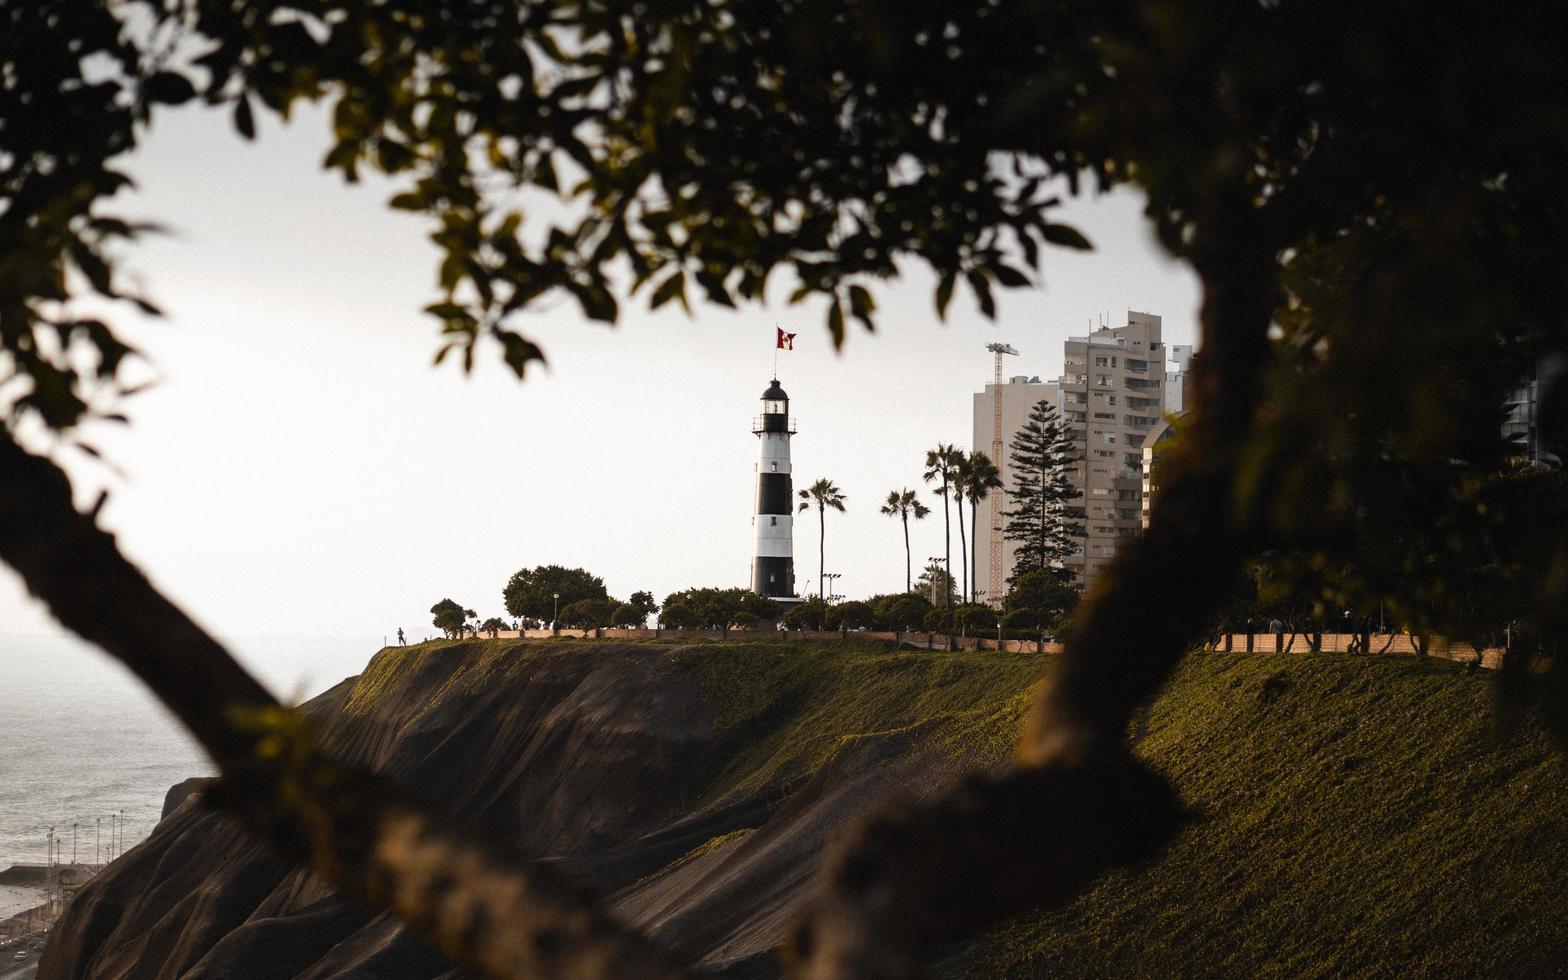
[553,592,560,629]
[927,556,949,608]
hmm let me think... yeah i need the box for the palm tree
[923,443,962,608]
[880,488,931,592]
[798,478,847,602]
[952,456,972,605]
[961,451,1003,604]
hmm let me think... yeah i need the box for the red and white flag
[776,327,796,350]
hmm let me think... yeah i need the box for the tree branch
[794,202,1278,978]
[0,430,681,980]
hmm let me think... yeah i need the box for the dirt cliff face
[41,640,1021,979]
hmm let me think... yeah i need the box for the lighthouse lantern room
[751,379,797,598]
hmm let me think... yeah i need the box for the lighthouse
[751,379,797,598]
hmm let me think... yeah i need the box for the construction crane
[984,343,1019,604]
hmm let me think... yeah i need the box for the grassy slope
[349,639,1568,975]
[687,639,1045,801]
[950,653,1568,978]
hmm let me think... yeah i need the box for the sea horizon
[0,631,380,871]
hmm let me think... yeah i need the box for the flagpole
[773,323,779,379]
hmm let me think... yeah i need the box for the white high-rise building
[971,375,1060,605]
[971,312,1187,601]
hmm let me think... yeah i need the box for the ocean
[0,632,377,873]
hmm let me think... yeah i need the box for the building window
[770,516,778,525]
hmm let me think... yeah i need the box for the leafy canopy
[661,587,779,629]
[3,0,1098,440]
[429,597,474,638]
[501,564,607,621]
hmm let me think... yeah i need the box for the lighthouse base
[751,556,796,599]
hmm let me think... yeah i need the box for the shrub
[662,587,781,628]
[1001,608,1048,632]
[871,593,933,630]
[559,596,619,628]
[611,603,645,627]
[1004,569,1078,629]
[783,603,821,630]
[954,603,998,631]
[835,600,875,630]
[659,603,700,628]
[731,611,760,629]
[922,607,951,632]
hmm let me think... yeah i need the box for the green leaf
[967,270,996,318]
[496,330,546,378]
[650,270,687,311]
[828,297,845,349]
[145,72,196,106]
[1039,224,1093,251]
[233,97,256,140]
[935,270,957,320]
[439,252,466,291]
[992,263,1030,288]
[849,284,876,317]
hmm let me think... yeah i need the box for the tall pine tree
[1002,400,1081,583]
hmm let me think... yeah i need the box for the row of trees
[778,568,1079,635]
[808,398,1083,612]
[433,556,1083,639]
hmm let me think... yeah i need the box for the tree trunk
[956,490,969,607]
[0,430,675,980]
[970,498,980,604]
[819,502,826,602]
[902,513,912,593]
[799,202,1276,977]
[939,476,952,608]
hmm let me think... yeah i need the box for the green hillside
[938,652,1568,978]
[331,638,1568,975]
[46,637,1568,978]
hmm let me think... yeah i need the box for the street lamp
[553,592,560,627]
[927,556,949,607]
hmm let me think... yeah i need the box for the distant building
[1166,344,1194,413]
[971,312,1186,598]
[971,374,1060,605]
[1505,352,1565,467]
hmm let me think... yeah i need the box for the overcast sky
[1,102,1200,655]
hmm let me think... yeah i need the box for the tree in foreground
[5,4,1568,979]
[1002,400,1081,583]
[798,479,848,602]
[501,565,607,622]
[880,488,931,593]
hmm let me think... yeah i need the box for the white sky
[0,102,1200,650]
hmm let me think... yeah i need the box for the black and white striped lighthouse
[751,379,797,598]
